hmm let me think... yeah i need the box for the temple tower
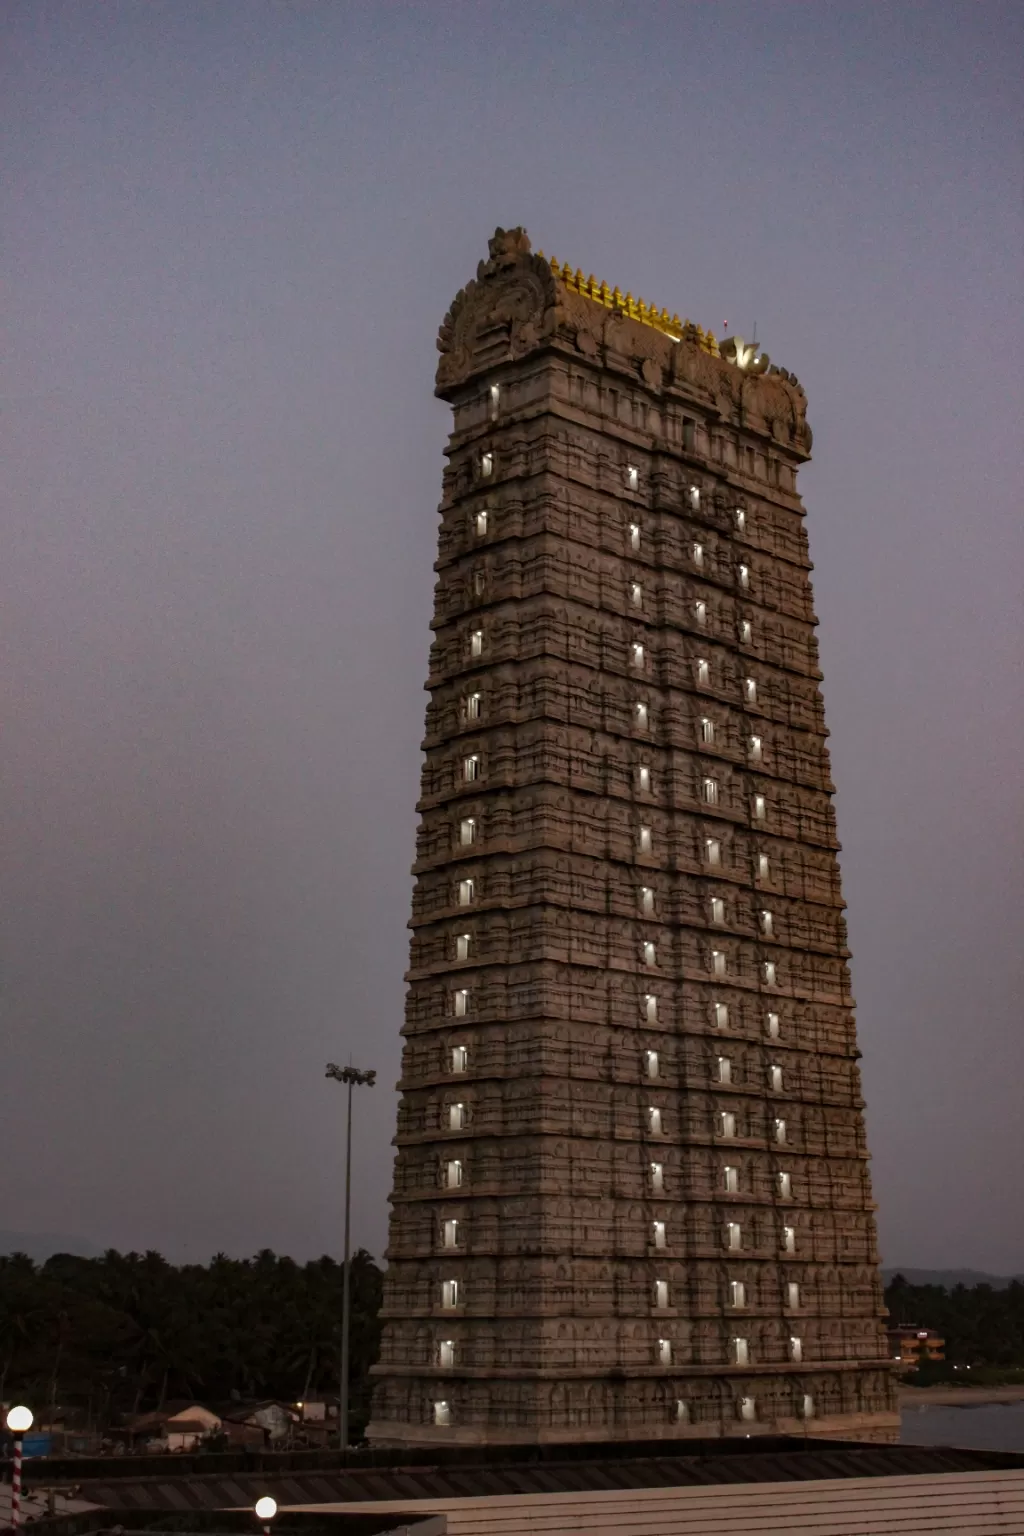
[367,228,898,1446]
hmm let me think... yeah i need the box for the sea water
[901,1402,1024,1452]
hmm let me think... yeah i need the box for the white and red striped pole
[5,1408,33,1531]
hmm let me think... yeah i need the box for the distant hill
[0,1231,101,1262]
[883,1267,1024,1289]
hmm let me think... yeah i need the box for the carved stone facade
[367,229,898,1446]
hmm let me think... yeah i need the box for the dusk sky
[2,2,1021,1274]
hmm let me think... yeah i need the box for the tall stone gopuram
[367,228,898,1446]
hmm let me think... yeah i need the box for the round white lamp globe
[254,1497,277,1522]
[5,1406,34,1433]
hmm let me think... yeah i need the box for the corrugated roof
[77,1441,1024,1512]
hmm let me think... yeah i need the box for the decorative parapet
[436,227,810,454]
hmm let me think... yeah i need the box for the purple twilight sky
[1,1,1021,1272]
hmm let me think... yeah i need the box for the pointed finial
[561,261,573,282]
[587,274,597,297]
[574,268,584,291]
[612,286,623,307]
[600,281,611,306]
[549,254,560,274]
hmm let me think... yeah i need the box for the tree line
[885,1274,1024,1377]
[3,1253,1022,1436]
[0,1249,382,1435]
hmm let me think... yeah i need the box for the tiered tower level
[368,228,898,1446]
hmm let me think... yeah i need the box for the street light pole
[325,1062,376,1449]
[5,1406,33,1530]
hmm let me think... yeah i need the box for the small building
[887,1325,945,1369]
[163,1406,222,1451]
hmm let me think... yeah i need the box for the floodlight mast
[325,1061,376,1448]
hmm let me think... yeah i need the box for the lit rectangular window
[626,464,639,491]
[470,628,483,657]
[766,1011,780,1039]
[774,1117,787,1144]
[455,934,472,963]
[464,692,481,721]
[644,993,658,1023]
[453,989,468,1017]
[658,1338,672,1365]
[629,581,643,607]
[802,1394,815,1419]
[744,677,757,704]
[694,599,707,627]
[458,878,475,906]
[790,1336,803,1363]
[738,564,750,589]
[644,1048,659,1078]
[650,1161,664,1191]
[639,824,652,853]
[787,1282,801,1310]
[445,1160,463,1190]
[459,818,476,846]
[753,794,766,821]
[749,735,763,762]
[450,1046,468,1074]
[740,619,752,644]
[628,521,641,551]
[783,1225,796,1253]
[443,1218,459,1249]
[655,1279,669,1310]
[480,452,493,478]
[642,940,657,967]
[474,509,488,537]
[712,949,726,976]
[720,1111,737,1139]
[647,1106,663,1135]
[473,570,485,597]
[489,383,500,417]
[433,1399,450,1425]
[631,641,645,668]
[730,1280,746,1308]
[438,1339,455,1368]
[641,885,655,914]
[448,1102,466,1131]
[675,1398,689,1423]
[763,960,777,986]
[692,541,704,568]
[702,777,718,805]
[463,754,480,783]
[696,657,710,685]
[635,701,649,729]
[638,764,651,792]
[717,1056,732,1085]
[760,910,774,936]
[441,1278,459,1308]
[705,838,722,866]
[711,897,725,924]
[689,485,701,510]
[735,508,746,532]
[732,1336,749,1366]
[769,1063,783,1092]
[778,1171,792,1198]
[758,853,769,880]
[723,1164,739,1193]
[740,1397,757,1422]
[714,1001,729,1029]
[653,1220,666,1249]
[726,1221,742,1251]
[700,716,715,744]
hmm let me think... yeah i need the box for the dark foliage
[0,1248,382,1434]
[885,1274,1024,1371]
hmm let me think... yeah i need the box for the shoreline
[900,1385,1024,1407]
